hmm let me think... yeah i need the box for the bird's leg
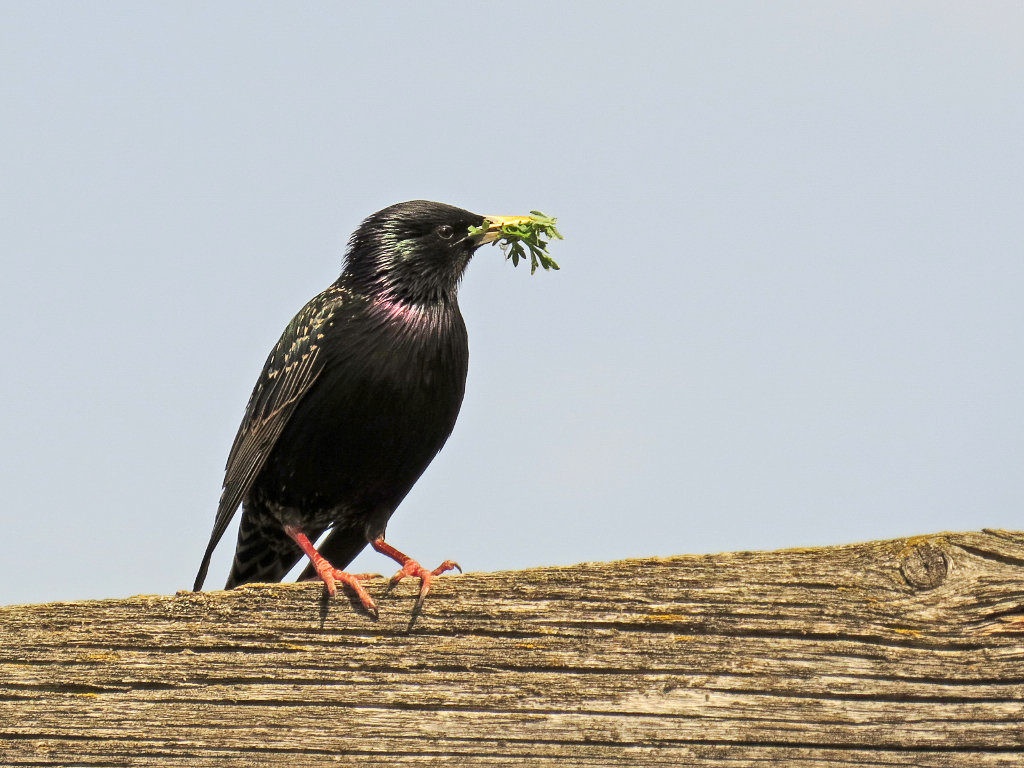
[371,538,461,613]
[284,526,378,618]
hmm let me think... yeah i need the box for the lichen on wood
[2,530,1023,766]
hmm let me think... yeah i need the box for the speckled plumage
[193,201,487,602]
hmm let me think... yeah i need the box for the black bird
[193,200,531,616]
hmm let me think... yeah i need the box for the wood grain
[2,530,1023,766]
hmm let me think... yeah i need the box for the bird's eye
[437,224,455,240]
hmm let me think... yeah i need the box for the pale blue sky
[2,2,1022,606]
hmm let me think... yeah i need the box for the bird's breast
[257,303,469,514]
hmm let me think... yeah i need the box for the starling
[193,200,533,617]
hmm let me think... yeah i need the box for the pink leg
[371,538,461,613]
[284,526,378,618]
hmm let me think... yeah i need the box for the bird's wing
[193,286,343,591]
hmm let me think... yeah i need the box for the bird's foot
[371,538,462,614]
[387,558,461,612]
[316,566,378,618]
[285,525,379,618]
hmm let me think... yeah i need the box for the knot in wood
[899,541,949,590]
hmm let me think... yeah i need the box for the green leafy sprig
[470,211,564,275]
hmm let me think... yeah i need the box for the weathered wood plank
[2,530,1023,766]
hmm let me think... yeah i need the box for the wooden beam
[3,530,1024,766]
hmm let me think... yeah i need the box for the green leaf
[488,210,564,276]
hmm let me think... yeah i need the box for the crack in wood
[3,530,1024,766]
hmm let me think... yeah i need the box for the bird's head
[342,200,531,306]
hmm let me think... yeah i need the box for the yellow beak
[477,215,534,244]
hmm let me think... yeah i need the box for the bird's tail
[225,506,319,589]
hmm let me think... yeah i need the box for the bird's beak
[476,215,535,244]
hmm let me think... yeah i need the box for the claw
[285,525,379,618]
[321,568,378,618]
[372,539,461,618]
